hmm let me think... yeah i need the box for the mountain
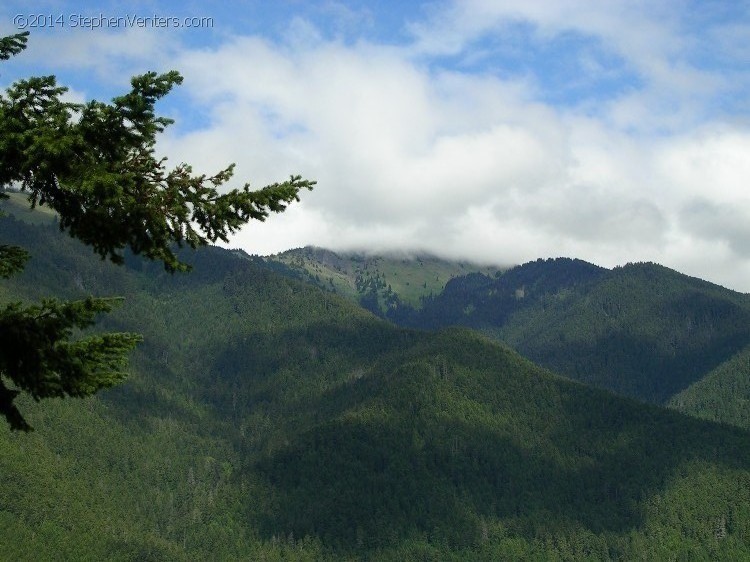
[265,246,504,315]
[390,257,750,405]
[0,190,57,225]
[669,343,750,430]
[2,211,750,559]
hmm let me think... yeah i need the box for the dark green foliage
[0,32,313,429]
[394,258,606,329]
[0,32,28,60]
[0,243,28,278]
[3,215,750,559]
[0,297,141,430]
[670,344,750,429]
[389,257,750,405]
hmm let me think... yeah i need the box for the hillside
[669,343,750,430]
[266,246,504,314]
[392,257,750,405]
[2,212,750,559]
[0,190,57,225]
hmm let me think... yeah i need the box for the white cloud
[22,28,177,84]
[408,0,734,132]
[151,17,750,291]
[655,127,750,205]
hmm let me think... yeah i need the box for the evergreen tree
[0,32,314,430]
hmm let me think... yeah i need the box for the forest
[2,209,750,560]
[276,251,750,413]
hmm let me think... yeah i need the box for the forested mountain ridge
[389,257,607,328]
[2,211,750,559]
[669,343,750,430]
[380,256,750,406]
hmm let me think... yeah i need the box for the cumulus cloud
[152,6,750,290]
[680,199,750,259]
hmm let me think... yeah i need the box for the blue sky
[2,1,750,290]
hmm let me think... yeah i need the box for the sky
[2,1,750,290]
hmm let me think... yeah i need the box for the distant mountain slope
[390,257,606,328]
[0,190,56,225]
[260,329,750,559]
[2,214,750,559]
[394,258,750,404]
[669,343,750,429]
[265,245,504,314]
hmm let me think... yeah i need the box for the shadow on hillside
[519,313,750,404]
[248,334,750,552]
